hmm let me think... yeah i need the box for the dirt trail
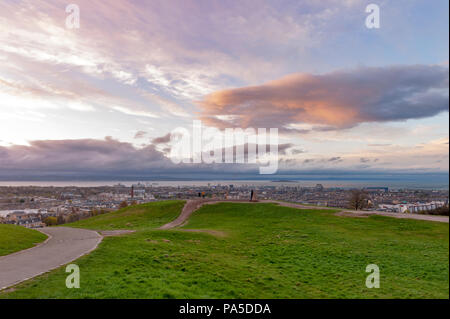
[159,199,448,230]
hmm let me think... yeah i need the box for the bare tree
[119,201,128,209]
[348,189,369,210]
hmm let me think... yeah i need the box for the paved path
[159,199,448,230]
[159,199,213,229]
[0,227,102,290]
[270,201,449,223]
[159,199,258,229]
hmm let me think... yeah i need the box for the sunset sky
[0,0,448,178]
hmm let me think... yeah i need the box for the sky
[0,0,448,179]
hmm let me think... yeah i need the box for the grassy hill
[0,224,47,256]
[1,201,448,298]
[67,200,185,230]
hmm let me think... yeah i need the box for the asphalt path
[0,227,102,290]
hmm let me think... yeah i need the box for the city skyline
[0,0,448,179]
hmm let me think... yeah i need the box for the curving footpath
[159,199,449,230]
[159,199,257,229]
[0,227,102,290]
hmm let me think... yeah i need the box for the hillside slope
[0,224,47,257]
[1,201,448,299]
[68,200,185,230]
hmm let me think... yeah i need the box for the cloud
[111,105,159,118]
[327,157,342,163]
[0,138,170,173]
[0,136,447,178]
[0,138,264,177]
[199,65,449,132]
[368,144,392,147]
[0,0,377,124]
[211,143,293,163]
[359,157,379,163]
[134,131,147,139]
[152,133,172,145]
[290,148,306,155]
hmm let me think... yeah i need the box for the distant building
[131,183,146,200]
[365,187,389,193]
[314,184,324,191]
[8,211,26,221]
[378,201,446,213]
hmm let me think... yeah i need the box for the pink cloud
[198,65,449,132]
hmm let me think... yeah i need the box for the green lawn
[0,224,47,256]
[67,200,185,231]
[1,201,448,298]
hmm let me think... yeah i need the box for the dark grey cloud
[151,133,171,145]
[360,158,379,163]
[0,138,266,177]
[275,143,293,155]
[291,148,306,155]
[0,138,445,179]
[0,137,170,173]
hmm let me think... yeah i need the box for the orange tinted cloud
[199,65,449,132]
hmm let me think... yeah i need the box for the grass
[280,200,332,208]
[1,201,448,298]
[67,200,185,231]
[0,224,47,256]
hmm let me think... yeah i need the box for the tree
[67,213,80,223]
[348,189,369,210]
[57,215,65,225]
[424,205,449,216]
[91,209,99,216]
[43,216,58,226]
[119,201,128,209]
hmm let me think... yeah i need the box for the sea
[0,177,448,190]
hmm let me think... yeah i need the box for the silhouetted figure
[250,189,258,201]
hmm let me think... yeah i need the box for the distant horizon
[0,171,448,190]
